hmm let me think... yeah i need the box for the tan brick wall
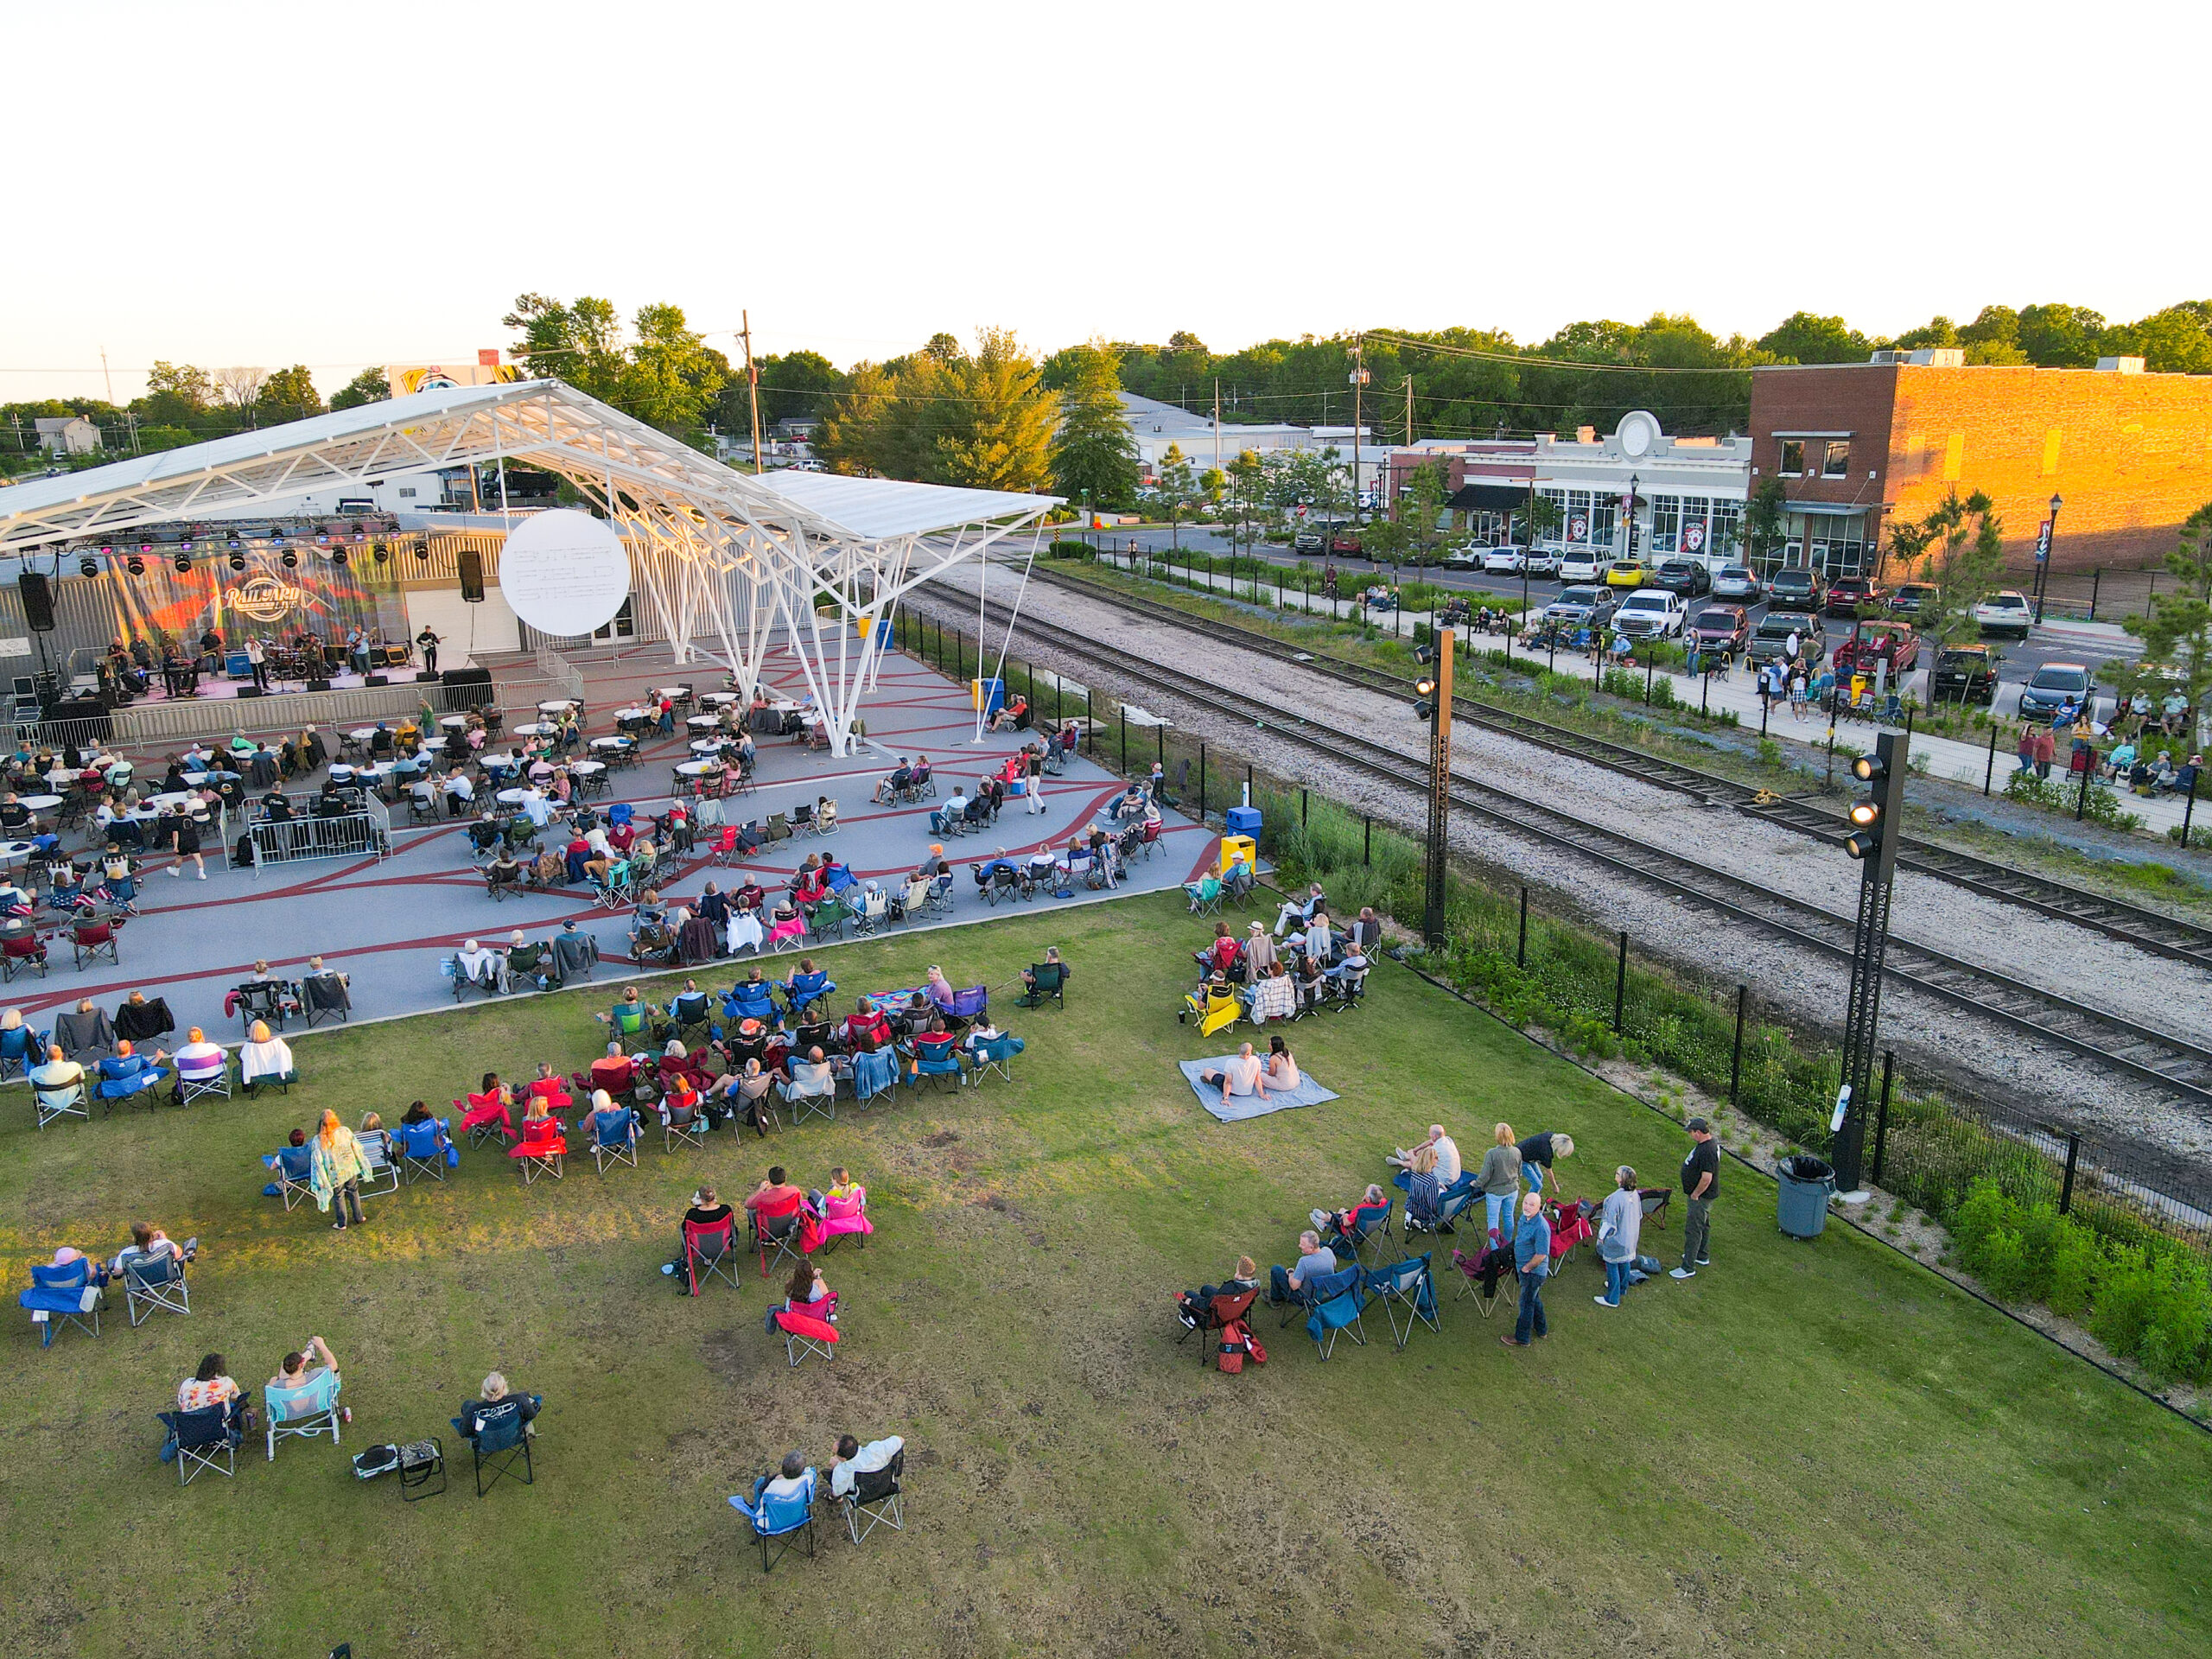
[1750,364,2212,575]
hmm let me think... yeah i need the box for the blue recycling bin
[1224,804,1262,837]
[972,677,1004,719]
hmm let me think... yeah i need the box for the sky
[5,1,2208,404]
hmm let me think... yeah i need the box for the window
[1650,494,1682,555]
[1565,489,1594,545]
[1708,499,1744,561]
[1778,439,1806,476]
[1587,491,1617,551]
[1539,488,1567,545]
[1822,440,1851,478]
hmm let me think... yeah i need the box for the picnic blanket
[1179,1058,1339,1124]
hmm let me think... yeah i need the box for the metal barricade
[249,793,391,868]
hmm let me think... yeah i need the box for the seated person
[741,1450,816,1515]
[267,1336,343,1420]
[905,1017,957,1076]
[1322,1183,1391,1249]
[872,758,913,804]
[597,985,651,1039]
[454,1370,539,1443]
[927,785,970,836]
[486,848,525,890]
[525,1061,573,1111]
[815,796,838,833]
[1109,782,1147,822]
[745,1166,806,1230]
[1243,923,1278,976]
[830,1432,904,1500]
[1196,920,1243,981]
[1268,1230,1337,1306]
[505,931,552,988]
[1273,883,1326,938]
[781,1046,836,1102]
[1348,906,1384,954]
[781,958,832,1009]
[713,1058,779,1136]
[31,1044,86,1111]
[586,1044,635,1099]
[664,1186,734,1282]
[172,1026,227,1084]
[585,1088,632,1142]
[113,1219,195,1279]
[1247,960,1298,1022]
[842,997,892,1051]
[1018,947,1071,1005]
[1198,1041,1269,1109]
[1322,942,1370,988]
[785,1262,834,1316]
[99,1040,171,1098]
[957,1013,1003,1057]
[1289,910,1338,963]
[454,938,509,994]
[176,1351,248,1432]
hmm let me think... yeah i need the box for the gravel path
[917,568,2212,1167]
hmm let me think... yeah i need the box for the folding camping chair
[590,1108,639,1173]
[264,1143,315,1210]
[1014,960,1066,1010]
[752,1200,806,1278]
[1302,1266,1368,1360]
[840,1448,906,1546]
[1449,1236,1515,1317]
[396,1117,452,1184]
[123,1249,192,1326]
[20,1256,100,1346]
[773,1301,839,1369]
[1403,1179,1477,1243]
[818,1187,873,1254]
[729,1465,819,1572]
[0,1019,44,1082]
[1331,1197,1396,1268]
[356,1131,400,1198]
[161,1404,238,1485]
[849,1047,897,1109]
[965,1032,1023,1086]
[510,1115,566,1183]
[664,1097,706,1153]
[1184,874,1224,917]
[683,1214,741,1294]
[265,1370,342,1462]
[458,1090,515,1149]
[174,1047,231,1106]
[1178,1286,1260,1370]
[668,991,713,1044]
[34,1070,88,1129]
[1366,1255,1441,1351]
[1547,1193,1595,1273]
[909,1048,963,1094]
[301,971,352,1026]
[781,1066,836,1126]
[457,1397,536,1497]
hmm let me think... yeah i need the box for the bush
[2089,1247,2158,1357]
[2003,768,2146,831]
[2046,1218,2100,1319]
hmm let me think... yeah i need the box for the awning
[1784,500,1868,518]
[1446,483,1531,512]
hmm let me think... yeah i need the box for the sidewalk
[1080,553,2202,842]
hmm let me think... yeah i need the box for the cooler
[1218,834,1255,875]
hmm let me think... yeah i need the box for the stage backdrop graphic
[99,550,407,654]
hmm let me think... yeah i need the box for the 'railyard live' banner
[98,551,407,650]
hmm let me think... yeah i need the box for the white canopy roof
[758,470,1058,540]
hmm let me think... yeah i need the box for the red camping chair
[507,1114,568,1183]
[1547,1194,1595,1271]
[772,1302,839,1368]
[457,1089,517,1147]
[683,1214,741,1296]
[2,930,49,980]
[69,918,121,970]
[749,1189,811,1276]
[1179,1286,1260,1370]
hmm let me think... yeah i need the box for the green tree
[503,293,626,404]
[821,328,1055,492]
[1515,491,1562,550]
[1198,467,1225,505]
[1960,306,2029,365]
[620,302,727,435]
[2016,302,2108,367]
[1050,343,1140,508]
[1156,443,1198,550]
[1885,489,2005,649]
[1755,312,1872,365]
[1405,459,1449,560]
[143,361,214,414]
[2106,304,2212,374]
[257,365,322,423]
[2126,501,2212,747]
[1744,476,1789,572]
[328,366,390,410]
[750,350,846,426]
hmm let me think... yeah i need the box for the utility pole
[1414,632,1452,945]
[1212,378,1221,474]
[1405,374,1414,446]
[740,310,765,475]
[1349,334,1368,526]
[100,347,115,406]
[1834,731,1910,1197]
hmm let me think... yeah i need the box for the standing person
[2014,722,2036,775]
[1501,1192,1551,1348]
[1595,1166,1643,1308]
[309,1108,369,1231]
[1024,747,1045,815]
[168,799,206,880]
[1478,1123,1522,1239]
[1672,1116,1719,1279]
[1516,1128,1574,1194]
[245,634,270,692]
[2031,724,2056,781]
[416,625,441,675]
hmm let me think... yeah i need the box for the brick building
[1747,353,2212,580]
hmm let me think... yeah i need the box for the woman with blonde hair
[1478,1122,1523,1239]
[310,1109,369,1231]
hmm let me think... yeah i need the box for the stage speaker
[440,667,493,687]
[308,678,332,692]
[236,686,264,699]
[416,670,440,683]
[457,549,486,602]
[366,673,389,686]
[17,573,54,632]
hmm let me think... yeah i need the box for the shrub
[2088,1247,2158,1357]
[2139,1251,2212,1382]
[2045,1218,2101,1319]
[1980,1229,2035,1302]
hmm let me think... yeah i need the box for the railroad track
[1021,566,2212,971]
[956,595,2212,1106]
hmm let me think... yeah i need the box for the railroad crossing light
[1845,753,1887,858]
[1851,753,1886,785]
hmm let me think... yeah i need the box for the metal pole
[1871,1050,1895,1185]
[1198,743,1207,822]
[1363,815,1371,866]
[2088,568,2101,621]
[1985,722,1999,795]
[1300,787,1308,828]
[1422,630,1454,946]
[1119,702,1126,772]
[2186,770,2201,849]
[2075,747,2094,820]
[1644,650,1654,706]
[1612,930,1628,1033]
[1728,984,1747,1107]
[2059,1133,2081,1216]
[1086,689,1094,754]
[1516,884,1528,969]
[1833,728,1910,1195]
[1156,723,1164,768]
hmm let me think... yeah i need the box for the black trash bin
[1776,1154,1835,1240]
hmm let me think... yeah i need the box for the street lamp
[1832,732,1910,1197]
[1624,473,1640,563]
[1413,636,1453,946]
[2031,493,2063,625]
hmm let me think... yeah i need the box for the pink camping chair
[767,914,808,953]
[819,1188,873,1253]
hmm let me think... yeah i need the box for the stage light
[125,556,145,575]
[228,553,247,572]
[412,537,429,563]
[332,547,348,567]
[316,530,330,546]
[226,533,242,551]
[280,549,298,569]
[353,523,366,543]
[173,553,192,574]
[179,533,194,552]
[99,543,114,557]
[79,556,98,577]
[372,541,389,564]
[137,541,153,555]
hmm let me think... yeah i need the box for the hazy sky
[6,2,2206,403]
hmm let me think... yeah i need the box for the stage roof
[757,471,1058,540]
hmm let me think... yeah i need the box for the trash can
[1776,1154,1835,1240]
[1224,804,1262,837]
[1217,834,1255,876]
[971,677,1004,718]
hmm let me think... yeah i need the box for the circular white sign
[1617,410,1660,458]
[495,510,630,636]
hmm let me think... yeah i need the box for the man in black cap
[1672,1117,1719,1279]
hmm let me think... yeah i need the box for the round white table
[143,791,196,810]
[768,700,801,713]
[655,685,692,701]
[440,715,467,729]
[613,706,648,721]
[497,788,530,806]
[537,700,577,715]
[690,739,729,756]
[685,715,721,732]
[699,691,737,708]
[18,795,60,812]
[570,760,607,777]
[0,839,37,865]
[512,721,555,737]
[674,760,717,778]
[346,728,379,743]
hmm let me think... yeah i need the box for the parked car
[1651,558,1712,598]
[1438,546,1488,569]
[1974,589,2033,639]
[1556,550,1602,582]
[1768,567,1827,610]
[1522,547,1561,576]
[1293,529,1325,555]
[1711,564,1763,601]
[2018,661,2095,721]
[1749,610,1823,665]
[1930,643,1999,704]
[1542,585,1618,631]
[1824,575,1885,618]
[1889,582,1938,618]
[1612,588,1687,639]
[1688,605,1750,654]
[1604,560,1654,590]
[1328,529,1364,557]
[1482,546,1526,573]
[1831,620,1919,676]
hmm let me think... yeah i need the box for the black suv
[1929,644,1999,705]
[1768,567,1827,609]
[1651,559,1711,598]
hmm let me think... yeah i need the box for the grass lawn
[3,890,2208,1657]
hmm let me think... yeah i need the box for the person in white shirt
[830,1433,903,1498]
[1274,883,1325,938]
[454,938,508,993]
[520,787,555,829]
[1390,1122,1462,1193]
[238,1020,296,1093]
[173,1026,226,1077]
[1198,1042,1268,1109]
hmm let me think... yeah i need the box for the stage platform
[0,642,1219,1056]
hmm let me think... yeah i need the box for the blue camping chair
[1404,1175,1477,1241]
[264,1143,316,1209]
[590,1108,639,1173]
[123,1249,191,1326]
[728,1465,819,1573]
[397,1117,453,1184]
[1334,1197,1396,1267]
[722,985,777,1026]
[1365,1255,1440,1351]
[34,1065,88,1130]
[21,1257,101,1347]
[782,970,834,1013]
[1303,1265,1369,1360]
[0,1020,47,1083]
[963,1033,1024,1087]
[849,1048,897,1107]
[266,1370,342,1462]
[909,1047,963,1095]
[454,1395,537,1496]
[159,1404,239,1484]
[96,1052,171,1111]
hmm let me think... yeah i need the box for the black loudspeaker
[416,671,440,683]
[457,549,486,602]
[17,573,54,632]
[440,667,493,687]
[308,678,332,692]
[366,674,389,686]
[236,686,264,699]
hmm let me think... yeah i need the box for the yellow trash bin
[1218,834,1255,876]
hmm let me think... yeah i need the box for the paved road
[1089,526,2144,701]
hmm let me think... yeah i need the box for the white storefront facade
[1528,413,1751,569]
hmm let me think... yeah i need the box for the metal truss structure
[0,380,1058,755]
